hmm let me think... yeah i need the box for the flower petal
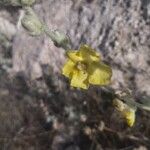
[66,50,83,62]
[122,108,136,127]
[71,70,89,89]
[79,45,100,62]
[62,59,75,78]
[88,62,112,85]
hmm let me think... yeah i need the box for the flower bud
[21,7,44,36]
[113,98,136,127]
[52,30,70,49]
[44,27,71,50]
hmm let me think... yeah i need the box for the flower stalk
[21,6,71,49]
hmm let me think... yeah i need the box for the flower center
[76,62,87,71]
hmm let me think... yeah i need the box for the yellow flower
[62,44,112,89]
[113,99,136,127]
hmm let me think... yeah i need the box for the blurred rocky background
[0,0,150,149]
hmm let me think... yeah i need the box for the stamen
[76,62,87,71]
